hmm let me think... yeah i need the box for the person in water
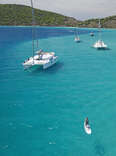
[85,117,89,125]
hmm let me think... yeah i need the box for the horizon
[0,0,116,20]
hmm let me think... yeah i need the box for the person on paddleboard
[84,117,92,134]
[85,117,89,126]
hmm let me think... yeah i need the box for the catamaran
[22,0,58,69]
[93,19,107,49]
[74,28,80,42]
[23,49,58,69]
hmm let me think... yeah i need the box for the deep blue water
[0,26,116,156]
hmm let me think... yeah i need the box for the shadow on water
[97,48,111,51]
[94,141,105,156]
[91,47,111,51]
[43,62,64,74]
[24,62,64,75]
[74,40,83,43]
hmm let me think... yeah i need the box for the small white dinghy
[84,118,92,135]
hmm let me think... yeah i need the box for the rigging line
[98,19,102,40]
[35,0,39,49]
[31,0,35,62]
[31,0,39,51]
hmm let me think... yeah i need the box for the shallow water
[0,26,116,156]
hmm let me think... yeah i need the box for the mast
[35,28,39,49]
[98,19,101,40]
[36,37,39,48]
[31,0,35,63]
[75,28,78,38]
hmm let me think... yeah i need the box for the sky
[0,0,116,20]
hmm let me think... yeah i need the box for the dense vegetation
[0,4,79,26]
[79,16,116,28]
[0,4,116,28]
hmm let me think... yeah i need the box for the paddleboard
[84,121,92,135]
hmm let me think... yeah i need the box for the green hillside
[78,16,116,28]
[0,4,79,26]
[0,4,116,28]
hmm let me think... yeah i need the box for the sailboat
[90,32,94,36]
[93,19,107,49]
[74,28,80,43]
[22,0,58,69]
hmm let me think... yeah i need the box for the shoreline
[0,25,116,30]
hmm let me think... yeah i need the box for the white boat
[74,36,80,42]
[84,118,92,135]
[93,40,107,49]
[90,32,94,36]
[23,50,58,69]
[93,19,107,49]
[22,0,58,69]
[74,28,80,42]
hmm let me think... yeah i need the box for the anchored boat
[23,0,58,69]
[93,19,107,49]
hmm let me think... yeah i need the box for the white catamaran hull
[23,56,58,69]
[43,56,58,69]
[93,40,107,49]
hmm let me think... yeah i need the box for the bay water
[0,26,116,156]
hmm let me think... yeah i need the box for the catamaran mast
[31,0,35,63]
[98,19,101,40]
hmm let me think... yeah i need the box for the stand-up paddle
[84,117,92,135]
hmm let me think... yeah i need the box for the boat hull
[93,40,107,50]
[43,57,58,69]
[93,46,107,50]
[23,56,58,70]
[74,37,80,43]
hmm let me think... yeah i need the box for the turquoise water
[0,26,116,156]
